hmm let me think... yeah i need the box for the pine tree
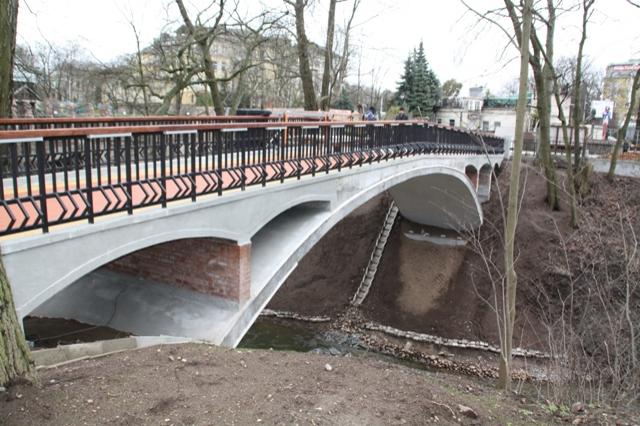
[409,42,440,117]
[397,42,440,118]
[332,88,354,111]
[395,55,413,107]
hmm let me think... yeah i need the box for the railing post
[160,132,167,208]
[124,135,133,214]
[84,137,94,224]
[262,128,267,187]
[36,139,49,233]
[191,132,197,201]
[241,130,247,190]
[296,127,302,180]
[217,130,224,195]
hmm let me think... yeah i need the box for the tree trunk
[0,0,35,387]
[608,68,640,179]
[0,262,33,386]
[503,0,559,211]
[0,0,18,116]
[538,1,559,210]
[229,72,247,115]
[320,0,337,111]
[572,1,592,170]
[534,69,559,210]
[634,101,640,145]
[291,0,318,111]
[553,82,578,227]
[500,0,532,392]
[174,89,182,115]
[175,0,226,115]
[131,22,150,116]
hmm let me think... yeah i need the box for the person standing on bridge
[365,106,377,121]
[395,107,409,120]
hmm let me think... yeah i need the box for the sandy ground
[2,343,628,426]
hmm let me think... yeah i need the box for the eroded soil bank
[268,163,548,350]
[2,343,635,426]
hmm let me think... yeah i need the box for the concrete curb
[32,336,194,369]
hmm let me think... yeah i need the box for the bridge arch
[5,156,503,346]
[478,163,494,203]
[224,165,485,346]
[464,164,479,190]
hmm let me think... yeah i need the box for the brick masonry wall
[466,170,479,190]
[107,238,251,303]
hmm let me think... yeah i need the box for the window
[449,119,455,127]
[494,121,501,130]
[437,118,442,124]
[482,121,489,131]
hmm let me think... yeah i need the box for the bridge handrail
[0,114,325,130]
[0,120,502,142]
[0,120,504,237]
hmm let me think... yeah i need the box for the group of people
[351,105,410,121]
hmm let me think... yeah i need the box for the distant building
[435,87,533,142]
[602,60,640,132]
[11,72,39,117]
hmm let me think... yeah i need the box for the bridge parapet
[0,120,503,237]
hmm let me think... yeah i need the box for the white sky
[16,0,640,95]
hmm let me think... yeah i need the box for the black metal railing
[0,121,504,236]
[0,114,324,131]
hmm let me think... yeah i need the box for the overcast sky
[16,0,640,95]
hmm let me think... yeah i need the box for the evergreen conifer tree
[332,88,354,111]
[396,42,440,118]
[395,55,413,107]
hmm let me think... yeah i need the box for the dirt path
[1,343,621,426]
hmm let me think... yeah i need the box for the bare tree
[551,67,579,227]
[0,0,35,387]
[175,0,229,115]
[284,0,318,110]
[462,0,562,210]
[570,0,595,169]
[319,0,338,111]
[0,0,18,116]
[500,0,532,392]
[144,31,203,115]
[176,0,285,115]
[327,0,360,107]
[128,19,151,115]
[505,0,561,210]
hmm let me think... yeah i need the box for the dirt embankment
[267,194,391,316]
[271,163,560,350]
[2,343,627,426]
[363,163,572,350]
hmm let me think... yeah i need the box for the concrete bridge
[0,119,503,347]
